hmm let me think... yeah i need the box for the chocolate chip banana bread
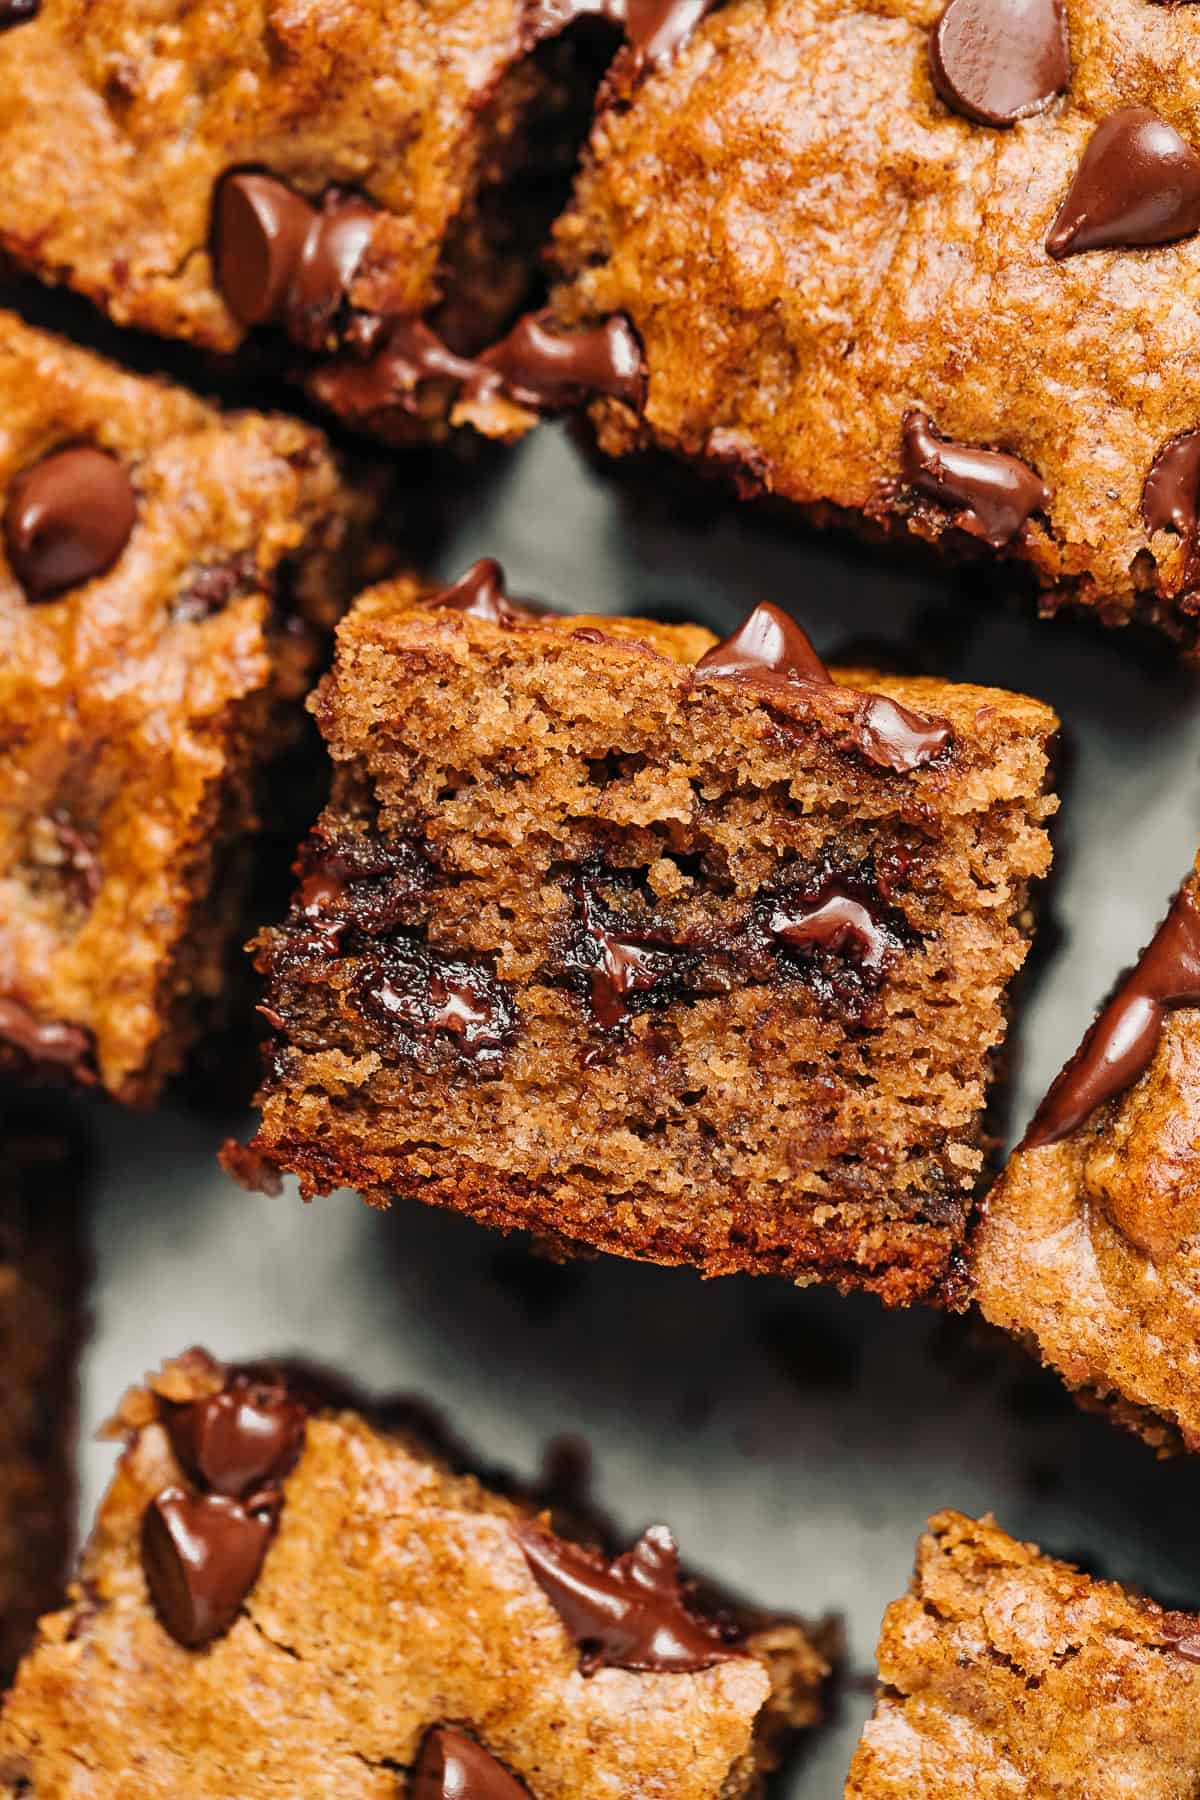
[0,311,368,1103]
[847,1510,1200,1796]
[972,849,1200,1453]
[0,1098,86,1685]
[232,564,1057,1302]
[0,0,644,443]
[0,1349,831,1796]
[549,0,1200,642]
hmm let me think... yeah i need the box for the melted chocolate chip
[516,1522,742,1674]
[214,172,373,348]
[309,316,486,421]
[474,309,646,414]
[1046,108,1200,259]
[0,997,95,1083]
[423,560,546,626]
[352,938,518,1063]
[1024,882,1200,1149]
[694,601,952,774]
[1142,431,1200,594]
[141,1487,277,1648]
[769,884,892,974]
[160,1371,306,1501]
[930,0,1069,127]
[0,0,36,22]
[900,412,1050,548]
[524,0,716,65]
[411,1728,531,1800]
[4,447,137,600]
[569,880,689,1030]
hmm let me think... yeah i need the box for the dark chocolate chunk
[214,173,314,328]
[411,1727,532,1800]
[160,1370,306,1501]
[930,0,1069,127]
[424,560,546,626]
[1142,430,1200,594]
[0,996,95,1083]
[474,310,646,414]
[570,880,688,1030]
[1024,882,1200,1148]
[769,885,892,974]
[524,0,716,65]
[4,446,137,600]
[141,1487,277,1648]
[516,1521,743,1674]
[694,602,952,774]
[287,192,376,352]
[352,938,518,1062]
[0,0,37,25]
[1046,108,1200,259]
[900,412,1050,548]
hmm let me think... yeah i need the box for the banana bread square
[234,562,1057,1302]
[0,1347,831,1796]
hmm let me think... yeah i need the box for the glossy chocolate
[424,560,544,626]
[5,446,137,600]
[901,412,1050,548]
[524,0,715,64]
[572,881,683,1029]
[0,0,36,23]
[214,173,314,328]
[141,1487,277,1648]
[410,1727,532,1800]
[517,1521,742,1674]
[161,1370,306,1501]
[0,997,94,1081]
[1142,431,1200,593]
[288,193,376,351]
[352,940,518,1061]
[769,885,891,974]
[1024,883,1200,1148]
[694,601,952,774]
[475,310,646,414]
[1047,108,1200,259]
[930,0,1069,127]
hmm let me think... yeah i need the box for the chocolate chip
[524,0,716,66]
[769,885,892,974]
[930,0,1069,127]
[1142,430,1200,595]
[0,996,95,1083]
[4,447,137,600]
[516,1522,743,1674]
[1046,108,1200,259]
[214,173,314,327]
[423,560,546,626]
[160,1371,305,1501]
[0,0,37,26]
[308,316,489,422]
[351,939,518,1063]
[900,412,1050,547]
[411,1728,532,1800]
[693,601,830,688]
[141,1487,277,1648]
[474,310,646,414]
[567,879,690,1031]
[170,550,261,625]
[286,191,377,353]
[1024,880,1200,1148]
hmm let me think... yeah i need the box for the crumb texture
[847,1510,1200,1796]
[0,1355,827,1797]
[248,582,1056,1301]
[553,0,1200,630]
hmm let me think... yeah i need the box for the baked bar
[548,0,1200,642]
[971,850,1200,1453]
[233,563,1057,1302]
[0,1096,85,1686]
[846,1510,1200,1796]
[0,1,646,443]
[0,310,368,1103]
[0,1348,831,1795]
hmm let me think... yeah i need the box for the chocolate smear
[141,1486,278,1648]
[1047,108,1200,258]
[1024,882,1200,1148]
[930,0,1069,127]
[571,880,686,1029]
[411,1727,532,1800]
[694,601,952,774]
[5,446,137,600]
[769,884,892,974]
[1142,430,1200,595]
[900,411,1050,548]
[516,1521,743,1673]
[524,0,717,65]
[160,1370,306,1501]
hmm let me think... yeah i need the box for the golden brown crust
[0,1353,829,1797]
[0,310,366,1101]
[847,1510,1200,1796]
[553,0,1200,635]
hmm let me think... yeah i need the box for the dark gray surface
[83,422,1200,1794]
